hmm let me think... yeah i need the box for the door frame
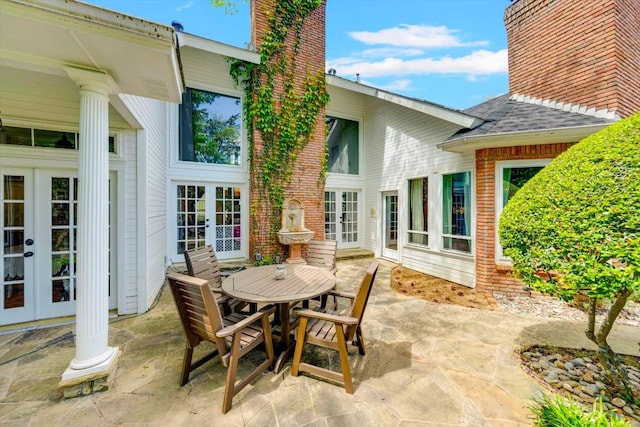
[324,189,361,250]
[381,190,399,261]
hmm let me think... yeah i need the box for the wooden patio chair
[184,245,250,314]
[167,272,275,414]
[290,260,379,393]
[305,239,338,274]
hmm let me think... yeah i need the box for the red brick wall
[504,0,640,118]
[475,143,573,294]
[250,1,327,260]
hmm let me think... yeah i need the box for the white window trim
[169,84,248,174]
[441,170,474,256]
[495,159,551,261]
[406,176,429,249]
[325,111,364,179]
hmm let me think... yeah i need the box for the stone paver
[1,258,638,426]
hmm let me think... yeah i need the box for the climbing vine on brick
[229,0,329,242]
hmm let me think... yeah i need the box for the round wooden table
[222,264,336,372]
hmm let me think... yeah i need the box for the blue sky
[89,0,511,110]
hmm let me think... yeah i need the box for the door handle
[24,251,34,257]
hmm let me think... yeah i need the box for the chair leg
[180,345,194,386]
[222,338,242,414]
[354,326,366,355]
[335,324,354,394]
[291,318,308,377]
[261,315,275,369]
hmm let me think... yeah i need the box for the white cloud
[327,49,508,78]
[380,79,413,91]
[349,24,489,48]
[175,1,194,12]
[359,47,425,59]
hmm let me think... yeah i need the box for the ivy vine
[229,0,330,247]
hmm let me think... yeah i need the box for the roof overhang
[0,0,183,103]
[437,123,611,153]
[177,32,260,64]
[326,75,483,129]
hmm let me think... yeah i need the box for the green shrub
[530,395,631,427]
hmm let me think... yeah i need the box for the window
[408,177,428,246]
[443,172,471,253]
[0,126,116,153]
[496,162,546,259]
[326,116,359,174]
[179,88,241,165]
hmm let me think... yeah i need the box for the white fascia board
[177,33,260,64]
[437,124,610,153]
[325,75,482,129]
[6,0,175,42]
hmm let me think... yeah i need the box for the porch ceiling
[0,0,183,104]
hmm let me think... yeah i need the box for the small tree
[499,112,640,402]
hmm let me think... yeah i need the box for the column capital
[64,67,118,96]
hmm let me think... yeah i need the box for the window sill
[404,244,474,261]
[495,261,513,272]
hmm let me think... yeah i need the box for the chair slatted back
[306,239,338,273]
[345,260,379,341]
[184,245,223,289]
[167,272,226,355]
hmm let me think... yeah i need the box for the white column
[62,68,118,381]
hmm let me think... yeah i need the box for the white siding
[180,47,240,92]
[362,98,477,287]
[120,94,170,312]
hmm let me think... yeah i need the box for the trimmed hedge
[499,113,640,301]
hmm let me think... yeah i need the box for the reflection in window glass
[1,126,115,153]
[408,177,428,246]
[326,116,359,174]
[179,88,241,165]
[0,126,31,146]
[443,172,471,253]
[502,167,543,206]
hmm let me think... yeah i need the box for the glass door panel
[324,190,360,249]
[382,191,398,260]
[1,170,34,325]
[174,183,244,260]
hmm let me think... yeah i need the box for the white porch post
[62,68,119,381]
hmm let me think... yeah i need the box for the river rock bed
[520,345,640,425]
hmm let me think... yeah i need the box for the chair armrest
[293,308,358,325]
[217,305,276,338]
[326,289,356,303]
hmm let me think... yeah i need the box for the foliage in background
[499,113,640,403]
[190,90,241,164]
[530,395,631,427]
[227,0,329,259]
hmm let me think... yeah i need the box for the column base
[59,347,120,398]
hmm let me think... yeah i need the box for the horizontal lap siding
[122,131,139,313]
[180,48,239,92]
[362,98,475,287]
[121,94,169,312]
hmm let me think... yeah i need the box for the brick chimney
[249,0,327,259]
[504,0,640,118]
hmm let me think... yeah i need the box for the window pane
[326,117,359,174]
[0,126,31,146]
[408,178,428,246]
[443,172,472,254]
[35,130,75,149]
[179,88,241,165]
[503,167,543,206]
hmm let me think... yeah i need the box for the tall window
[408,177,428,246]
[326,116,359,174]
[179,88,241,165]
[443,172,471,253]
[496,163,545,259]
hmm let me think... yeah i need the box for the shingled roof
[447,94,615,142]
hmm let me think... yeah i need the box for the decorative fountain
[276,198,314,264]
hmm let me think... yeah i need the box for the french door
[1,169,116,325]
[382,191,398,260]
[324,190,360,249]
[172,183,245,261]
